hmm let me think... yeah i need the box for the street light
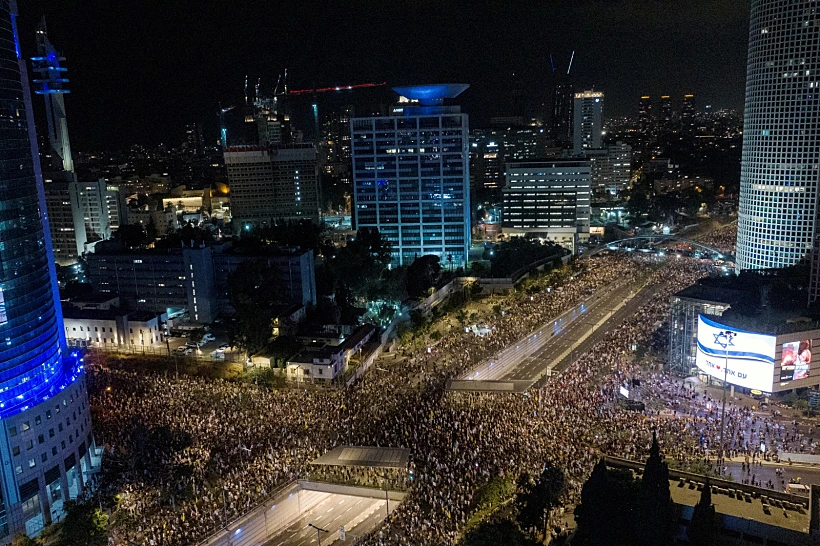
[374,470,391,517]
[308,523,329,546]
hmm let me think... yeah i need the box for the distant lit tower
[680,94,696,135]
[0,1,97,538]
[638,96,652,135]
[737,1,820,283]
[573,90,603,154]
[31,18,73,173]
[658,95,673,133]
[184,122,205,156]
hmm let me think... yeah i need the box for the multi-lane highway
[265,492,393,546]
[458,275,657,387]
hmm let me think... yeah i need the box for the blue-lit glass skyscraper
[0,1,96,538]
[351,84,471,267]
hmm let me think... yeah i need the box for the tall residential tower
[0,1,97,538]
[572,90,603,154]
[736,1,820,285]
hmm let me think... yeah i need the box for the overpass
[589,234,734,262]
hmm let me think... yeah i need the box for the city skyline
[21,0,749,149]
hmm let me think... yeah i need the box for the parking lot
[165,333,241,362]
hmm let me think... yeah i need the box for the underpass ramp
[298,480,407,501]
[446,379,533,393]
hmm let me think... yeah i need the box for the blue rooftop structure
[392,84,469,105]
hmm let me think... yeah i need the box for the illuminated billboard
[695,315,776,392]
[780,340,812,382]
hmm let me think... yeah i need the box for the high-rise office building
[320,105,355,185]
[549,52,576,145]
[501,159,591,251]
[502,126,548,161]
[551,81,574,144]
[479,140,502,191]
[351,84,471,267]
[0,1,97,538]
[225,144,320,233]
[572,90,603,154]
[736,1,820,283]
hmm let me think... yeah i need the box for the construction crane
[218,103,236,149]
[237,71,388,141]
[285,80,388,138]
[286,81,387,95]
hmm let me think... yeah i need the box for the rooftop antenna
[273,73,282,96]
[567,50,575,76]
[255,77,261,102]
[284,68,289,95]
[244,75,248,105]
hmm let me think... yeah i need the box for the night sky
[22,0,749,150]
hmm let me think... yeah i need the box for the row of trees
[574,433,718,546]
[464,433,719,546]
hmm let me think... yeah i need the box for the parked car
[202,333,216,342]
[218,343,230,351]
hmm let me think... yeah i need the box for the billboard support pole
[719,340,729,465]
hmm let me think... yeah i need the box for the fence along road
[457,277,649,385]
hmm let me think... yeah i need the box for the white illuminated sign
[695,315,776,392]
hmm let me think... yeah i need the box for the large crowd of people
[90,234,791,546]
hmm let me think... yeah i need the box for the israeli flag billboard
[695,315,776,392]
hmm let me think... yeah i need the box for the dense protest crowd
[90,231,783,546]
[694,221,737,255]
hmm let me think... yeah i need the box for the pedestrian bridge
[592,235,734,262]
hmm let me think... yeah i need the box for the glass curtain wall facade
[0,1,96,539]
[352,113,470,267]
[667,296,731,377]
[0,0,64,413]
[737,0,820,274]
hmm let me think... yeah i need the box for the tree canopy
[113,224,149,249]
[490,238,565,278]
[405,254,441,298]
[329,227,395,301]
[687,479,715,546]
[516,464,565,539]
[226,260,284,354]
[59,501,109,546]
[575,440,675,546]
[461,518,536,546]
